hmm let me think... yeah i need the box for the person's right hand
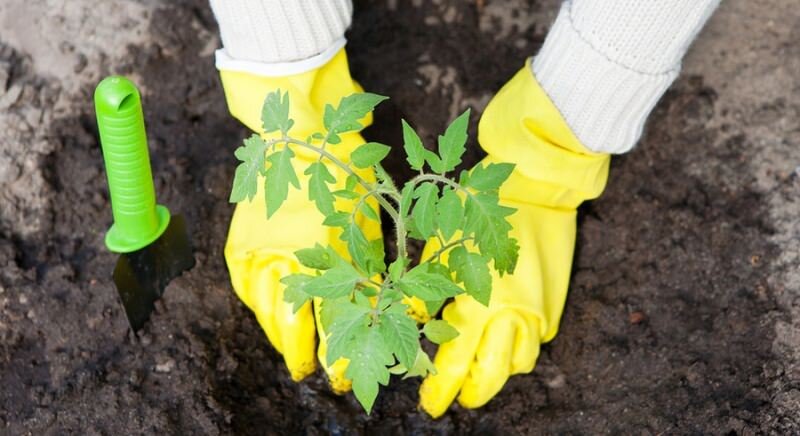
[221,49,380,391]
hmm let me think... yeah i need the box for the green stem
[272,137,401,220]
[409,173,471,196]
[268,136,413,287]
[370,281,392,323]
[395,214,408,261]
[350,189,379,224]
[376,186,402,203]
[422,236,474,264]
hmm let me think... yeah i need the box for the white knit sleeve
[209,0,353,75]
[533,0,720,154]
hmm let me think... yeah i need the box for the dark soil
[1,0,798,434]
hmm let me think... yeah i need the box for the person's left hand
[417,161,573,417]
[417,63,610,417]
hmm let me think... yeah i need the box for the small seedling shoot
[229,90,520,413]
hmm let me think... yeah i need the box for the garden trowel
[94,76,194,332]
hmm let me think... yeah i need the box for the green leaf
[464,192,519,275]
[388,363,407,375]
[378,303,419,369]
[401,119,425,171]
[424,299,446,316]
[327,132,342,144]
[360,202,380,222]
[324,93,388,136]
[425,262,452,279]
[423,319,459,344]
[361,287,378,297]
[400,183,415,218]
[374,163,396,191]
[294,243,337,270]
[363,238,387,276]
[324,298,396,413]
[463,192,513,231]
[261,90,294,134]
[323,211,350,228]
[324,299,371,365]
[344,325,394,414]
[345,174,359,191]
[354,292,373,308]
[230,135,267,203]
[305,162,337,215]
[420,264,454,314]
[424,149,445,174]
[404,218,425,241]
[351,142,391,169]
[264,147,300,218]
[281,273,314,313]
[436,188,463,240]
[411,182,439,239]
[404,348,437,379]
[388,258,409,283]
[332,189,360,200]
[448,246,492,306]
[465,162,515,191]
[306,263,362,298]
[396,264,462,301]
[458,169,470,186]
[437,109,470,172]
[381,288,404,307]
[341,221,370,273]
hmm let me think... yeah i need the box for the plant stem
[376,186,402,203]
[350,188,379,222]
[422,236,474,264]
[409,173,471,196]
[268,137,415,286]
[273,137,401,220]
[372,289,384,320]
[395,214,408,260]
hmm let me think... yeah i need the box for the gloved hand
[419,62,611,417]
[222,49,380,391]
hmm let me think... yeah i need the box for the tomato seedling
[229,90,519,413]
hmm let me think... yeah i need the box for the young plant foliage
[229,90,520,413]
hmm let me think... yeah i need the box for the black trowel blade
[112,214,194,332]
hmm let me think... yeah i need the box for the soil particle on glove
[1,0,799,434]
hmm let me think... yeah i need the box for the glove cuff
[479,62,610,209]
[215,38,347,78]
[219,48,370,161]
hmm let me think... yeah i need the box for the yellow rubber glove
[222,49,380,391]
[419,61,611,417]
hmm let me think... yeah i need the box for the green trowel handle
[95,76,170,254]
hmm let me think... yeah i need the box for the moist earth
[1,0,799,434]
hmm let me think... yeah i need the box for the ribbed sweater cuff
[210,0,352,74]
[532,5,679,154]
